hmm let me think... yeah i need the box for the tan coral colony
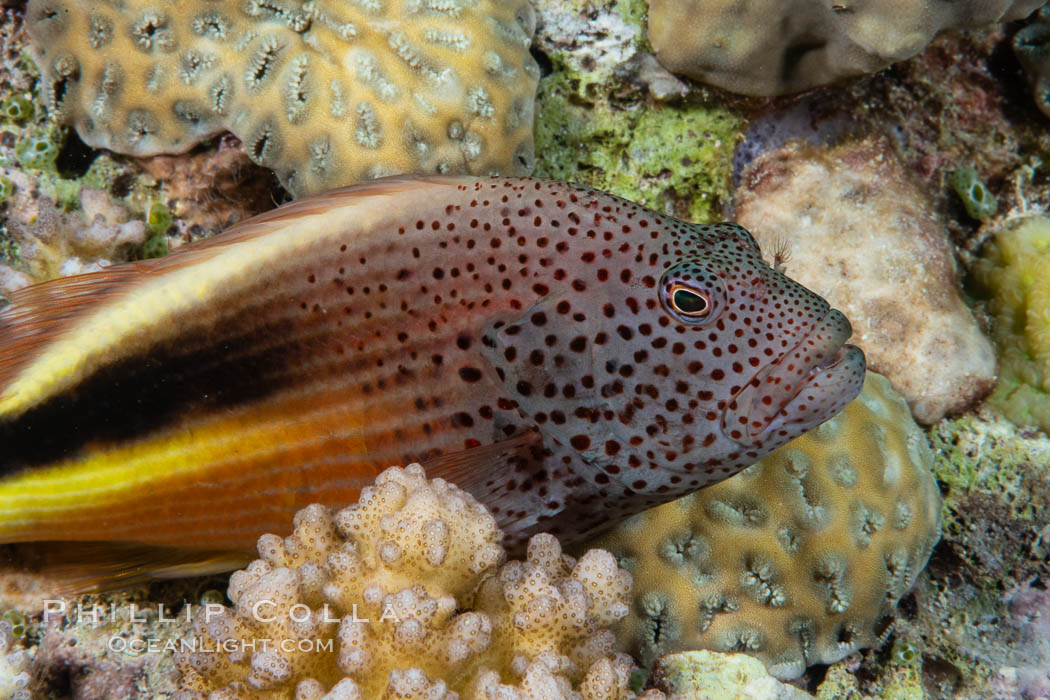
[26,0,540,197]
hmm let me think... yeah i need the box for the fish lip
[722,309,861,446]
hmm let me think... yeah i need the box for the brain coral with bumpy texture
[26,0,539,197]
[589,372,942,680]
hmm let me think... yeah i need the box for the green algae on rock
[0,94,33,124]
[588,373,941,681]
[0,175,13,206]
[974,214,1050,433]
[25,0,540,198]
[0,616,31,700]
[532,0,743,225]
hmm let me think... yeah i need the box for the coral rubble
[735,135,996,423]
[0,616,31,700]
[176,464,651,699]
[897,410,1050,699]
[0,176,147,293]
[648,0,1044,96]
[590,373,942,680]
[25,0,539,198]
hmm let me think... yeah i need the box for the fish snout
[723,308,866,446]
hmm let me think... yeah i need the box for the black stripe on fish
[0,316,305,475]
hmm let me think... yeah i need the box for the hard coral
[176,464,649,699]
[590,373,942,680]
[648,0,1044,96]
[734,135,996,423]
[973,214,1050,433]
[1014,4,1050,119]
[26,0,539,198]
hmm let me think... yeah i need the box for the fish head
[483,217,865,496]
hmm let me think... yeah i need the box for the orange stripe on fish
[0,176,865,568]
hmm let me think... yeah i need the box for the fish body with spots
[0,177,865,556]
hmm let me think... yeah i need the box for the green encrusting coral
[973,215,1050,433]
[531,0,743,224]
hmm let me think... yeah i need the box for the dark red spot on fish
[458,367,482,382]
[449,410,474,428]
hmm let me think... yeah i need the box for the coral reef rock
[974,214,1050,433]
[914,410,1050,699]
[590,372,942,681]
[650,650,814,700]
[26,0,539,198]
[25,591,189,700]
[994,579,1050,698]
[648,0,1044,96]
[0,171,147,293]
[137,135,279,235]
[1014,4,1050,119]
[735,135,996,423]
[176,464,655,699]
[0,617,31,700]
[531,0,743,225]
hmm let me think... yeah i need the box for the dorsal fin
[0,175,473,405]
[0,265,154,395]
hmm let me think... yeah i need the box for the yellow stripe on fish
[0,176,865,559]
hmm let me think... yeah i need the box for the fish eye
[670,284,710,317]
[659,261,725,326]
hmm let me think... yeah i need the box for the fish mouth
[723,309,865,446]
